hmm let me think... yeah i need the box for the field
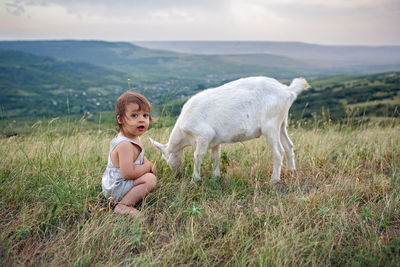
[1,118,399,266]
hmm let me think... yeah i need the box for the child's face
[118,103,150,138]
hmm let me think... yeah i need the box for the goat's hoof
[286,169,296,177]
[271,179,281,185]
[190,178,200,184]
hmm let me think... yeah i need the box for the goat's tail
[288,77,310,97]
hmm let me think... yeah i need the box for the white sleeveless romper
[102,136,144,202]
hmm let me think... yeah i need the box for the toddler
[102,92,157,215]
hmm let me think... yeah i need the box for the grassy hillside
[290,72,400,121]
[4,40,400,82]
[0,41,399,122]
[1,40,399,265]
[0,121,399,265]
[0,41,314,118]
[0,50,128,117]
[0,40,311,80]
[0,40,145,67]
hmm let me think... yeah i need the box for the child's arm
[118,142,152,180]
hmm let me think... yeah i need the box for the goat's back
[177,77,294,144]
[181,76,292,118]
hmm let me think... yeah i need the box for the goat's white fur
[150,76,310,183]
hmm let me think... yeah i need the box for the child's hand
[144,157,157,175]
[150,163,157,175]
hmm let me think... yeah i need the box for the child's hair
[115,91,152,129]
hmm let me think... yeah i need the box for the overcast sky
[1,0,400,45]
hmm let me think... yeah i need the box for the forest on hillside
[0,41,399,123]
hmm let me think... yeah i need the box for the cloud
[4,0,230,19]
[1,0,400,44]
[5,1,25,16]
[2,0,235,39]
[231,0,400,44]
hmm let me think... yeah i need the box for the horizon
[1,39,400,48]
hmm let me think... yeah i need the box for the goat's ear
[149,138,168,156]
[301,78,311,90]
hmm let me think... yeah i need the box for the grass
[1,118,399,266]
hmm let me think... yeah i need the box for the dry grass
[1,121,399,266]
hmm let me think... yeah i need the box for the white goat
[150,76,310,183]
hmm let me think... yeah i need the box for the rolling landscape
[1,40,399,266]
[1,40,399,124]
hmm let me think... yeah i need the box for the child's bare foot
[114,204,140,216]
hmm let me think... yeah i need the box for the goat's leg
[211,145,221,178]
[192,137,209,182]
[280,119,296,171]
[264,126,284,183]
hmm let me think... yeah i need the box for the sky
[1,0,400,46]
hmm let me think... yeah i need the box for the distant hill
[0,40,399,121]
[135,41,400,76]
[2,40,400,83]
[134,41,400,64]
[0,40,145,66]
[0,50,126,117]
[0,40,313,81]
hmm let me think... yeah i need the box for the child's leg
[115,173,157,214]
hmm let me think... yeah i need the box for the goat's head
[149,138,183,171]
